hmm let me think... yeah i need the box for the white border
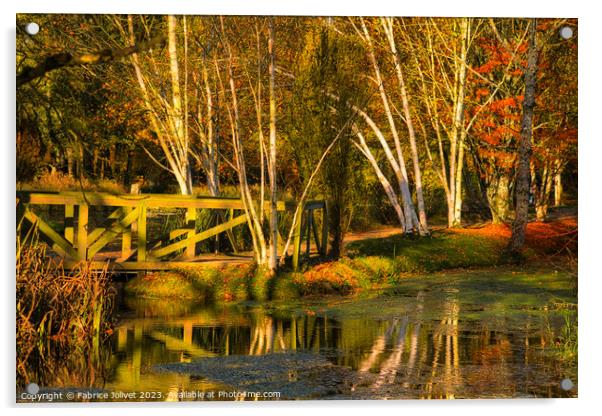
[3,1,600,415]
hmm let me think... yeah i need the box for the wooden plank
[63,258,252,271]
[87,207,139,258]
[23,210,78,259]
[304,200,326,210]
[19,191,289,210]
[150,213,248,258]
[77,204,89,260]
[184,207,196,259]
[64,204,74,243]
[87,207,129,245]
[169,229,189,239]
[137,205,147,262]
[122,207,132,257]
[87,227,105,245]
[116,248,136,262]
[147,331,217,358]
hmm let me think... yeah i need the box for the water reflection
[99,289,575,400]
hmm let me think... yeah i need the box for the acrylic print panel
[15,14,577,402]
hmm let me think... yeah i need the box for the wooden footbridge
[16,191,328,271]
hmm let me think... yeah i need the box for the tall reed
[16,224,115,388]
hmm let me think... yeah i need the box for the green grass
[346,230,506,273]
[124,263,274,303]
[124,229,564,302]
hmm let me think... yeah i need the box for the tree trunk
[66,146,73,177]
[507,19,538,258]
[92,147,99,177]
[554,159,563,206]
[77,142,84,179]
[487,175,511,224]
[353,126,406,229]
[535,166,553,221]
[221,17,268,265]
[449,18,469,228]
[268,18,278,273]
[359,18,418,234]
[452,129,466,226]
[109,144,116,178]
[167,15,192,195]
[127,15,192,195]
[382,17,429,235]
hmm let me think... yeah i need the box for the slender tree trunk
[77,141,84,179]
[66,146,73,177]
[535,163,553,221]
[352,126,406,229]
[507,19,538,258]
[359,18,418,233]
[92,147,99,177]
[453,129,466,226]
[268,18,278,273]
[127,15,192,195]
[382,17,429,235]
[99,158,105,180]
[109,144,116,178]
[554,159,563,206]
[220,17,268,265]
[449,18,469,227]
[167,15,192,195]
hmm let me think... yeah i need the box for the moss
[271,273,301,300]
[249,266,272,302]
[124,229,574,302]
[346,230,505,273]
[124,271,207,300]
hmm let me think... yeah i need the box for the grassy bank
[124,217,577,302]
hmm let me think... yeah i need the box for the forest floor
[124,212,577,303]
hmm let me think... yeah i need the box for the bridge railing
[16,191,327,271]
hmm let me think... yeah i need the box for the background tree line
[16,15,577,265]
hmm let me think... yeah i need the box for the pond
[19,267,578,401]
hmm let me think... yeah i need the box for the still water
[20,268,578,401]
[101,269,577,400]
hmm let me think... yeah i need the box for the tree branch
[17,34,166,87]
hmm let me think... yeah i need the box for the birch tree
[125,15,193,194]
[507,19,538,258]
[381,17,429,233]
[268,18,278,272]
[400,17,473,227]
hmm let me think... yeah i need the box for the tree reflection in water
[20,288,577,400]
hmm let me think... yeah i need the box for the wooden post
[292,210,303,271]
[306,209,312,263]
[122,207,132,257]
[183,321,193,345]
[137,204,147,263]
[64,204,74,244]
[184,207,196,259]
[77,204,88,260]
[321,203,328,257]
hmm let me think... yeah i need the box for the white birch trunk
[268,19,278,273]
[359,18,417,233]
[220,17,268,265]
[381,17,429,235]
[127,15,192,195]
[352,126,406,230]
